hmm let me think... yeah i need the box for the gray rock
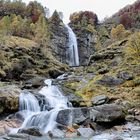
[98,67,109,74]
[96,75,124,86]
[18,127,43,136]
[23,77,45,89]
[57,104,125,126]
[90,104,125,123]
[34,93,52,111]
[65,93,85,107]
[48,129,65,138]
[56,108,90,125]
[117,71,133,81]
[49,17,69,64]
[77,128,94,138]
[0,85,21,114]
[92,95,109,105]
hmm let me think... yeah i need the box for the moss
[76,75,104,97]
[123,77,140,87]
[4,36,38,48]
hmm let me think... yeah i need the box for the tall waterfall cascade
[66,25,79,66]
[14,79,70,133]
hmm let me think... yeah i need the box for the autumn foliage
[110,24,131,40]
[112,0,140,28]
[0,0,45,23]
[70,11,98,26]
[125,32,140,60]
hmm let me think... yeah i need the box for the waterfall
[66,25,79,66]
[17,79,69,133]
[19,90,40,112]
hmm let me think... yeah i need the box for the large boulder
[56,108,90,126]
[90,104,125,123]
[0,85,21,114]
[57,104,125,126]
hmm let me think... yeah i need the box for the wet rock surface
[18,127,43,137]
[48,129,65,138]
[77,128,94,138]
[56,108,90,126]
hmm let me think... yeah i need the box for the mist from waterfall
[65,25,79,66]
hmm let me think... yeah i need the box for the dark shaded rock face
[18,127,43,136]
[49,15,69,64]
[77,31,97,65]
[34,93,52,111]
[70,27,97,66]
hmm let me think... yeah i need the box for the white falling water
[18,79,69,133]
[66,25,79,66]
[19,90,40,112]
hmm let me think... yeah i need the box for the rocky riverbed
[0,72,140,140]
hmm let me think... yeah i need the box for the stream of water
[8,79,140,140]
[15,79,69,133]
[65,25,79,67]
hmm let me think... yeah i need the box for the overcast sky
[23,0,136,23]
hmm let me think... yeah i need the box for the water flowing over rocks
[56,108,90,125]
[0,78,139,140]
[69,26,97,66]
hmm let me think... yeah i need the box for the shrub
[110,24,131,40]
[125,32,140,60]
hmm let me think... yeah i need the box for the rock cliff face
[69,11,98,65]
[48,11,69,64]
[49,11,98,66]
[75,29,97,65]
